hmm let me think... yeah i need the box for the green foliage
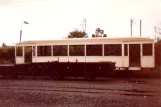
[67,29,88,38]
[0,46,15,64]
[92,28,107,37]
[155,40,161,66]
[92,34,95,38]
[0,46,33,64]
[2,42,7,47]
[103,34,107,37]
[95,28,104,37]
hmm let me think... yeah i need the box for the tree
[92,34,95,38]
[2,42,7,47]
[67,29,88,38]
[0,46,15,64]
[155,40,161,66]
[154,25,161,42]
[103,34,107,37]
[95,28,104,37]
[92,28,107,38]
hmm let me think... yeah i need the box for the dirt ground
[0,77,160,107]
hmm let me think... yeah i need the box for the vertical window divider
[51,45,53,56]
[68,45,69,61]
[85,44,86,62]
[102,44,104,56]
[122,43,124,56]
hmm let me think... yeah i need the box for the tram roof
[15,37,154,45]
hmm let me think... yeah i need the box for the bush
[155,40,161,67]
[0,46,15,64]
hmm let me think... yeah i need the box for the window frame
[124,44,128,56]
[16,46,23,56]
[69,45,85,56]
[86,44,103,56]
[142,43,153,56]
[53,45,68,56]
[104,44,122,56]
[37,46,51,56]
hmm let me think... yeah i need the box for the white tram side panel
[15,57,24,64]
[124,42,155,70]
[141,43,155,68]
[141,56,154,68]
[15,46,24,64]
[31,43,124,68]
[15,38,155,70]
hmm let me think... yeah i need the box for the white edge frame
[15,40,155,69]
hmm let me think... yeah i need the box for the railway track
[0,84,116,94]
[0,84,156,97]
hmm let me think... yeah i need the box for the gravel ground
[0,78,160,107]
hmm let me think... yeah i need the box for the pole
[20,20,23,42]
[130,19,133,36]
[154,26,157,42]
[140,19,142,37]
[20,30,22,42]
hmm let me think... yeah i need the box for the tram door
[24,46,32,63]
[129,44,141,67]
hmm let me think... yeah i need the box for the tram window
[69,45,84,56]
[53,45,67,56]
[104,44,122,56]
[37,46,51,56]
[86,45,102,56]
[124,44,128,56]
[16,46,23,56]
[33,46,35,56]
[143,44,152,56]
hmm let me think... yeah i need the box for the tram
[15,37,155,71]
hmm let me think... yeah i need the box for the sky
[0,0,161,45]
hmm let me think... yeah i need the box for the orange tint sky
[0,0,161,45]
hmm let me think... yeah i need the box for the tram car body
[15,37,155,70]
